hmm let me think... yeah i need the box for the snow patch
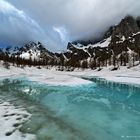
[0,99,36,140]
[91,36,111,48]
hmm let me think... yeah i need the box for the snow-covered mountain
[58,16,140,68]
[0,42,55,61]
[0,16,140,69]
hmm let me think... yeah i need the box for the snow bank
[69,65,140,86]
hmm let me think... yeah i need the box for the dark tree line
[0,50,140,71]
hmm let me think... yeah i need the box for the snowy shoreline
[74,65,140,86]
[0,62,140,86]
[0,63,93,86]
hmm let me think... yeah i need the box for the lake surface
[0,77,140,140]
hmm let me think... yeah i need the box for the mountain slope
[58,16,140,69]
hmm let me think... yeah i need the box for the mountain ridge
[0,15,140,70]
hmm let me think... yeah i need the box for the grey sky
[1,0,140,51]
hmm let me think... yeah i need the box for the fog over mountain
[1,0,140,51]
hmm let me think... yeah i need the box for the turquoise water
[0,77,140,140]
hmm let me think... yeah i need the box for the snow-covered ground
[0,62,140,86]
[0,63,92,86]
[70,65,140,86]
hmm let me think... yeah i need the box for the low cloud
[2,0,140,51]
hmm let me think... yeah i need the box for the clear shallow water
[0,77,140,140]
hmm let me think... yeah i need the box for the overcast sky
[0,0,140,51]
